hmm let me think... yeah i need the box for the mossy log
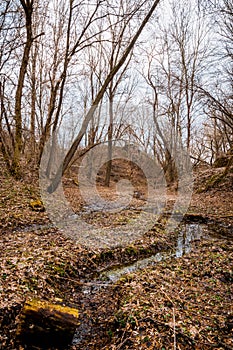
[17,299,79,349]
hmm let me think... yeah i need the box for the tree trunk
[28,42,38,162]
[105,93,114,186]
[12,0,34,177]
[164,148,178,186]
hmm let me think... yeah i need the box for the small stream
[15,218,232,348]
[100,223,205,283]
[98,221,232,283]
[72,221,232,346]
[15,219,232,290]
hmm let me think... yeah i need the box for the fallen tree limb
[17,299,79,349]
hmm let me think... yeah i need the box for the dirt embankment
[189,165,233,225]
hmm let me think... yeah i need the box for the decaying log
[17,299,79,349]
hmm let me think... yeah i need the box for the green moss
[99,250,114,260]
[24,299,79,318]
[125,246,138,255]
[200,172,225,192]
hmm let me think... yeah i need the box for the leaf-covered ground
[103,238,233,350]
[0,162,232,349]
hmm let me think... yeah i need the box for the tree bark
[105,91,114,187]
[17,299,79,349]
[12,0,34,177]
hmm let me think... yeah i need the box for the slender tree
[12,0,34,177]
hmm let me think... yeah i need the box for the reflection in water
[102,251,169,283]
[176,223,205,257]
[102,223,208,283]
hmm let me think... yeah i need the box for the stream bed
[72,221,232,346]
[13,217,232,349]
[100,223,206,283]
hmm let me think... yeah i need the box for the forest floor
[0,161,232,349]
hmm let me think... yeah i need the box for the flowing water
[72,221,233,346]
[98,223,208,283]
[15,218,232,348]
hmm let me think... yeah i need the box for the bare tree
[0,0,36,176]
[12,0,35,177]
[100,1,136,186]
[198,0,233,158]
[47,0,161,192]
[138,0,209,183]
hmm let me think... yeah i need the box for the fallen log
[17,299,79,349]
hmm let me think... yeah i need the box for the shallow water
[16,220,231,285]
[72,222,212,346]
[71,219,233,346]
[14,217,232,348]
[101,223,208,283]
